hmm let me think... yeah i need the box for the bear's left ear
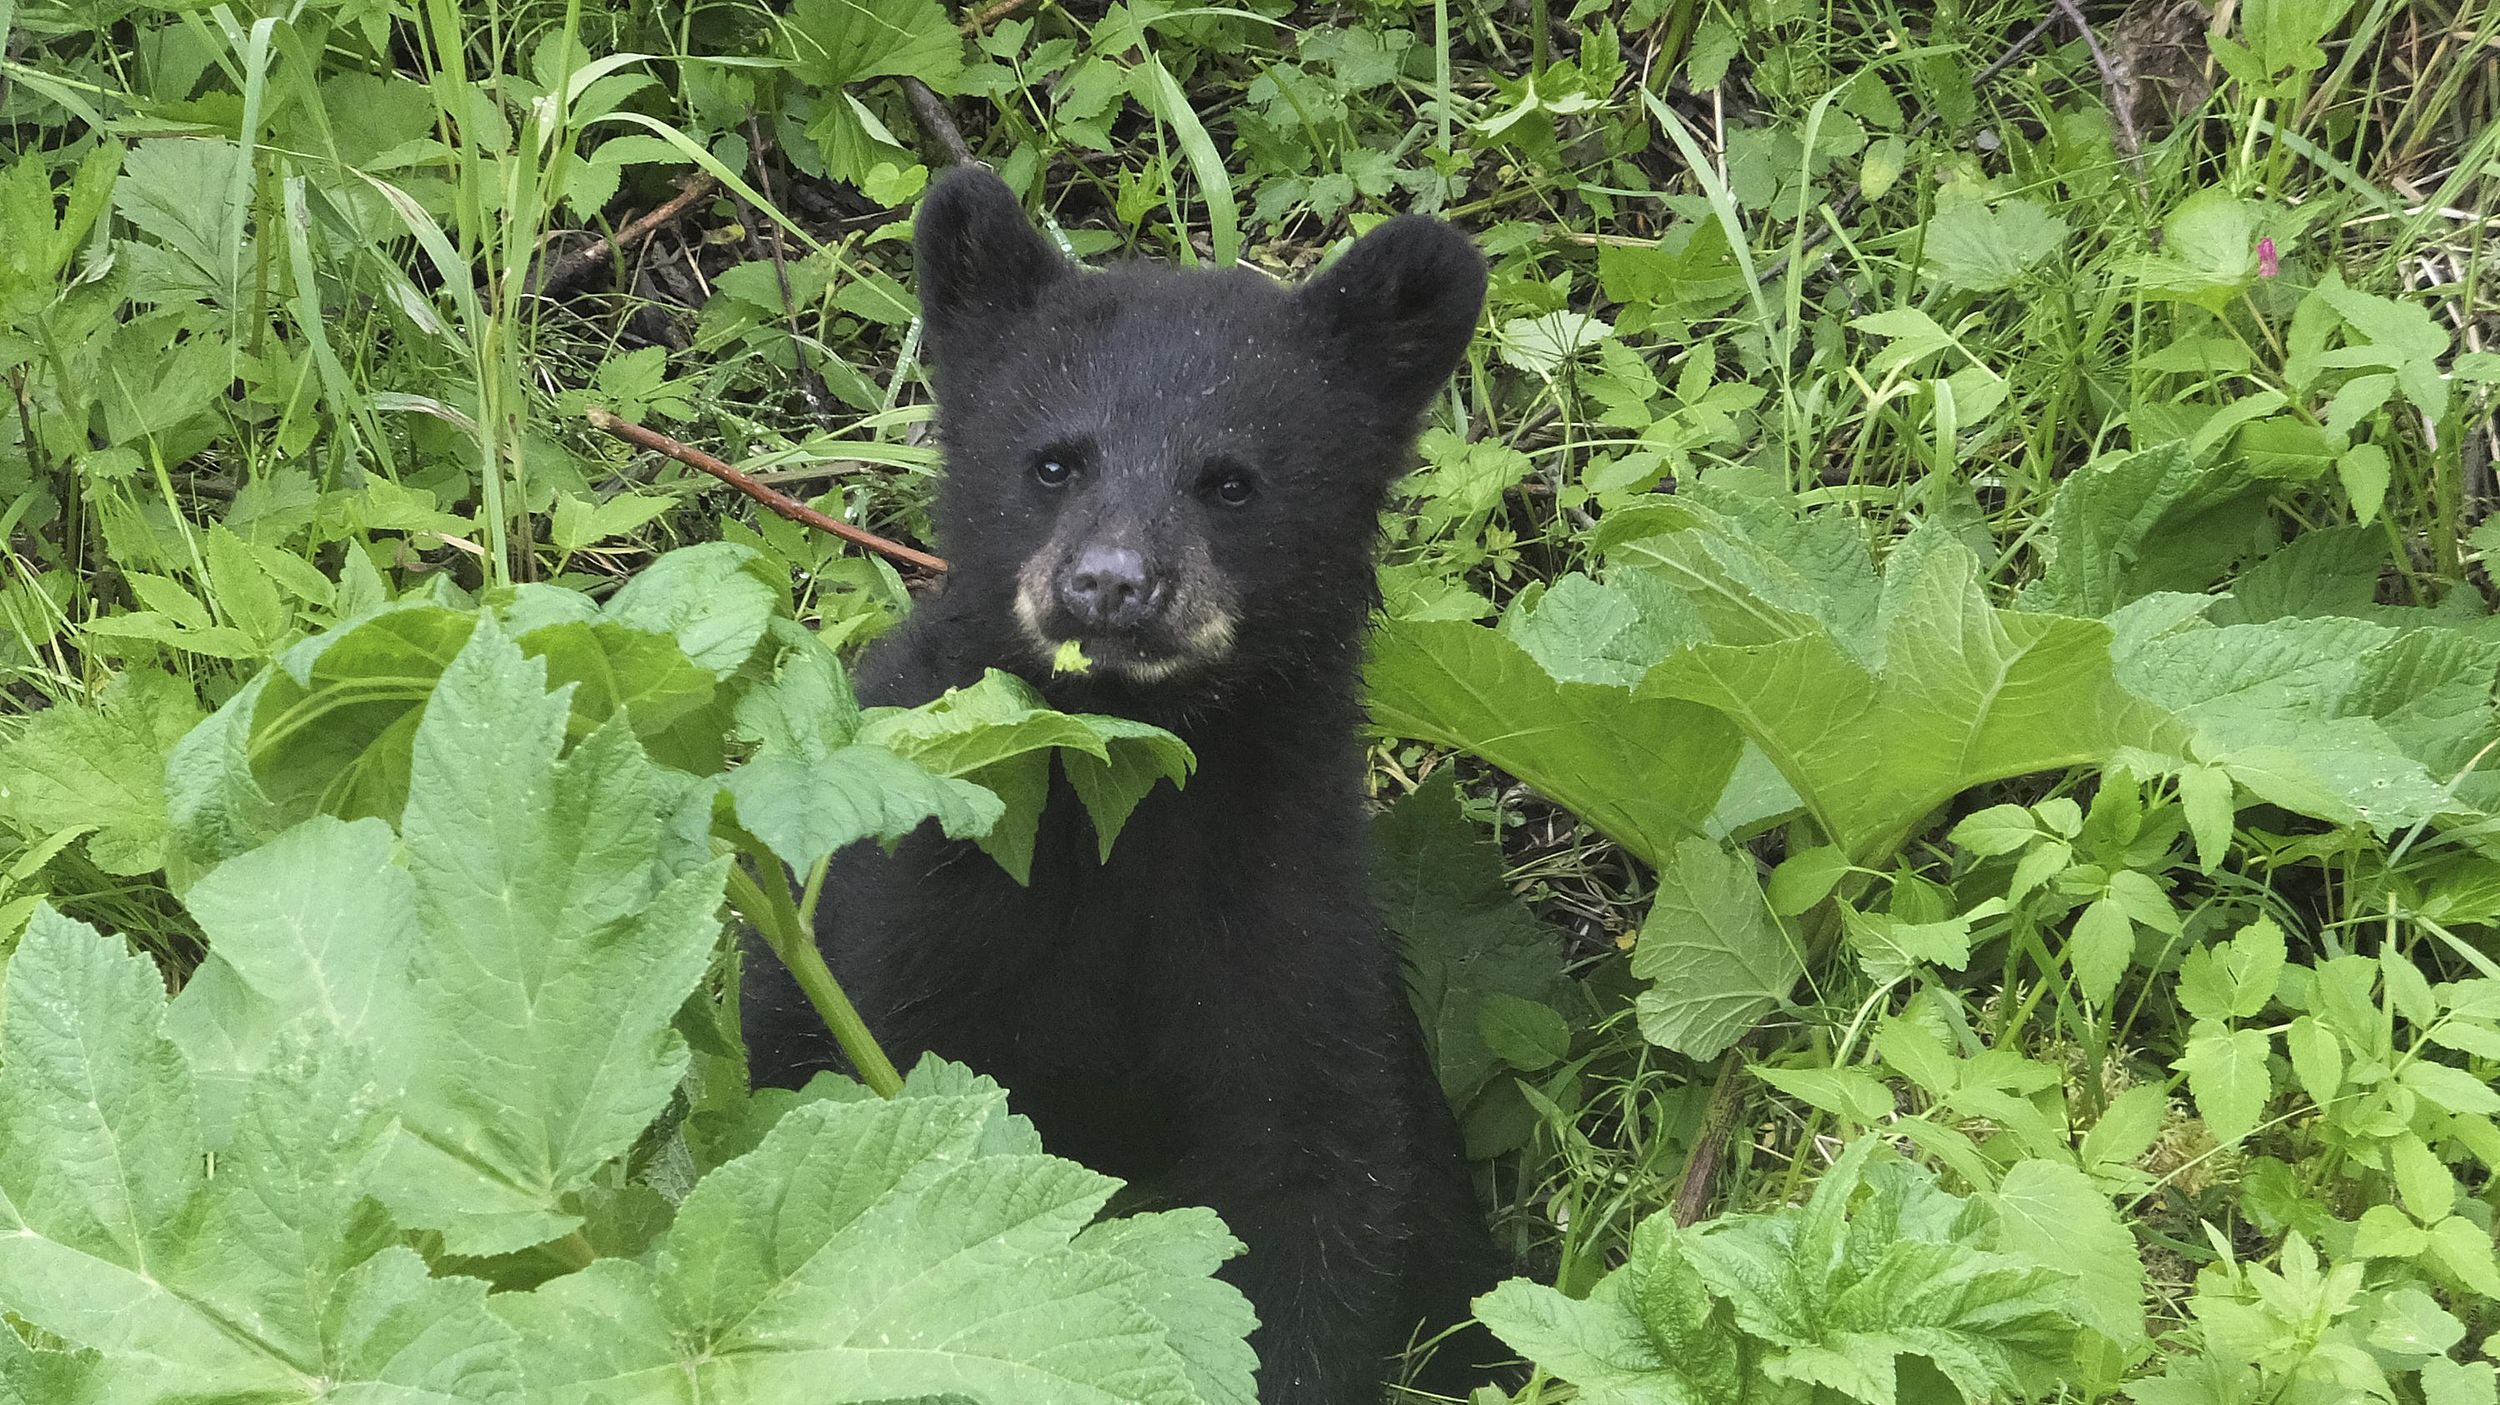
[1296,215,1486,416]
[914,166,1072,369]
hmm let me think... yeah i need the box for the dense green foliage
[4,0,2498,1400]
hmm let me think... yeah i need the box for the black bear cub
[745,167,1503,1403]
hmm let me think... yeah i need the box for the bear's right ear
[914,167,1070,362]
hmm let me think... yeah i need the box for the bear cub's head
[912,168,1484,710]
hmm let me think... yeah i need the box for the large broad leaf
[1636,535,2185,862]
[495,1062,1256,1405]
[0,908,523,1402]
[1375,774,1574,1139]
[2113,609,2493,833]
[163,559,739,882]
[1991,1159,2147,1351]
[2020,443,2268,618]
[1366,617,1742,869]
[167,620,730,1256]
[1631,837,1805,1059]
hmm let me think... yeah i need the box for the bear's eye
[1032,457,1073,487]
[1213,471,1256,507]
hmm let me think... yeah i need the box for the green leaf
[2398,1060,2500,1116]
[1992,1159,2147,1348]
[2284,1015,2344,1106]
[204,524,290,649]
[858,670,1190,875]
[2177,764,2236,872]
[1755,1064,1896,1125]
[1947,804,2038,858]
[1475,1215,1743,1405]
[1367,617,1743,869]
[1767,843,1850,916]
[1479,992,1571,1072]
[1638,535,2183,862]
[175,621,730,1256]
[2179,918,2286,1022]
[495,1064,1254,1403]
[0,667,201,874]
[2068,898,2134,1007]
[2025,443,2263,617]
[0,908,523,1400]
[2390,1135,2455,1222]
[1689,1140,2083,1405]
[725,641,999,870]
[1920,195,2067,292]
[1376,774,1575,1115]
[1632,837,1804,1058]
[601,541,780,679]
[783,0,966,94]
[2176,1020,2272,1144]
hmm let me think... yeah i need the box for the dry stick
[531,172,720,297]
[2049,0,2146,161]
[740,112,834,415]
[902,77,978,168]
[1672,1047,1754,1227]
[585,407,950,573]
[960,0,1034,33]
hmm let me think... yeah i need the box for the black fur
[745,167,1504,1403]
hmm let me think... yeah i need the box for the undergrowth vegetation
[4,0,2499,1400]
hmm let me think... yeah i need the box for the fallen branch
[586,408,949,574]
[903,77,977,167]
[2049,0,2145,160]
[531,173,720,298]
[960,0,1032,33]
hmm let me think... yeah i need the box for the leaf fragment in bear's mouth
[1051,639,1094,675]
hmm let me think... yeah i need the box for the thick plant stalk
[727,856,905,1098]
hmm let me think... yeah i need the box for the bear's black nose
[1058,546,1159,631]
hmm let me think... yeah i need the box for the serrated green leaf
[1367,617,1743,869]
[1479,991,1571,1072]
[857,669,1191,873]
[0,909,523,1401]
[1639,535,2183,862]
[496,1064,1252,1403]
[1632,837,1803,1057]
[1920,195,2067,292]
[1687,1141,2082,1405]
[2176,1021,2272,1144]
[602,541,779,679]
[1475,1216,1740,1405]
[1767,843,1850,916]
[1377,774,1575,1114]
[1947,804,2038,858]
[0,667,200,875]
[2068,899,2135,1007]
[1993,1159,2146,1348]
[2284,1014,2344,1107]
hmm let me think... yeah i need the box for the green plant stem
[725,854,904,1099]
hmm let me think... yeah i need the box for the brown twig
[2050,0,2146,160]
[530,172,720,298]
[586,408,949,573]
[902,77,977,167]
[740,112,834,415]
[1670,1046,1753,1226]
[960,0,1033,33]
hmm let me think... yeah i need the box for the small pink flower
[2258,237,2279,278]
